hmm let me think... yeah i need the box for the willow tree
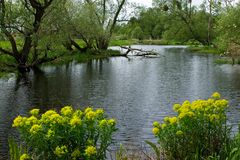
[0,0,55,72]
[83,0,127,50]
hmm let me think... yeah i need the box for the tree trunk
[207,0,213,45]
[97,37,109,50]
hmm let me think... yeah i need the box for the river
[1,45,240,159]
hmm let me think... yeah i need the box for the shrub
[12,106,117,160]
[152,92,231,159]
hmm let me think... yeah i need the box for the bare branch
[109,0,126,35]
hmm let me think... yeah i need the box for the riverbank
[0,47,122,78]
[0,39,234,77]
[186,45,221,54]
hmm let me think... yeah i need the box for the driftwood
[120,46,161,57]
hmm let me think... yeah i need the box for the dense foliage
[12,106,117,160]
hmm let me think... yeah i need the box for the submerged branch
[120,46,161,58]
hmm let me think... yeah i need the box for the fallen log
[120,46,160,57]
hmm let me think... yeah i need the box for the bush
[152,92,231,159]
[12,106,117,160]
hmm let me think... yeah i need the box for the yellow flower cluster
[86,111,97,121]
[13,106,117,159]
[54,145,68,157]
[20,154,30,160]
[99,119,108,128]
[85,146,97,157]
[96,109,104,116]
[70,116,82,127]
[29,124,42,134]
[46,129,55,138]
[12,116,26,127]
[152,127,160,135]
[152,92,228,136]
[61,106,73,116]
[30,109,39,116]
[108,119,116,126]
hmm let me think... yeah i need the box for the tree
[131,26,144,40]
[83,0,127,50]
[0,0,55,72]
[217,4,240,63]
[155,0,209,44]
[138,8,165,39]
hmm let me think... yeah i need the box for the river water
[1,45,240,159]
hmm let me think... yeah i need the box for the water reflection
[1,46,240,159]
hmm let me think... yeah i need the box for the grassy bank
[0,45,122,78]
[0,39,232,78]
[44,49,122,66]
[110,39,183,46]
[187,45,221,54]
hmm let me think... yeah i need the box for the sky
[129,0,203,7]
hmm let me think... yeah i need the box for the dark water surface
[1,45,240,159]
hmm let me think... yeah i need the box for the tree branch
[109,0,126,35]
[0,47,14,56]
[0,0,19,55]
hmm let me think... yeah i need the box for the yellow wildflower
[220,99,228,106]
[85,146,97,157]
[99,119,108,128]
[29,109,40,116]
[20,154,30,160]
[173,104,181,112]
[152,127,160,135]
[169,117,177,125]
[176,130,184,136]
[153,121,160,127]
[43,110,57,116]
[12,116,25,127]
[61,106,73,116]
[25,116,38,125]
[54,146,68,157]
[164,117,169,123]
[96,109,104,116]
[46,129,55,138]
[70,117,82,127]
[29,124,42,134]
[187,111,195,117]
[209,114,220,122]
[182,100,191,109]
[212,92,221,99]
[108,119,116,126]
[162,123,167,129]
[49,113,64,124]
[84,107,93,113]
[215,99,228,108]
[86,111,96,121]
[73,110,83,117]
[179,112,186,119]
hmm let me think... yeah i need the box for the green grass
[140,39,172,45]
[109,39,139,46]
[215,58,240,65]
[39,49,121,66]
[110,39,183,46]
[187,46,221,54]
